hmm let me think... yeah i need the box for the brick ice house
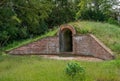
[8,25,114,60]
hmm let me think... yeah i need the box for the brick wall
[9,37,59,55]
[73,34,114,60]
[8,34,114,60]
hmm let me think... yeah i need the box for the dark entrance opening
[59,29,73,52]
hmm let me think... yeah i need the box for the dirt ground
[40,55,103,62]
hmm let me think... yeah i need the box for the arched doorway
[59,29,73,52]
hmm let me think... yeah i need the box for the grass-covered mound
[2,21,120,55]
[69,21,120,55]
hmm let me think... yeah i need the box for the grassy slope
[2,21,120,54]
[69,21,120,54]
[0,21,120,81]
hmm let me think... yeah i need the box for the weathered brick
[8,25,114,60]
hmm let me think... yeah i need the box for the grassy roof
[3,21,120,55]
[69,21,120,54]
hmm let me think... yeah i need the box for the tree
[0,0,19,47]
[47,0,80,27]
[0,0,53,47]
[12,0,53,35]
[76,0,120,21]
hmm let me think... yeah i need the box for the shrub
[65,61,85,81]
[107,18,119,25]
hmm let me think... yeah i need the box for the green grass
[0,54,120,81]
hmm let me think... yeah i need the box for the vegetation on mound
[2,21,120,55]
[70,21,120,55]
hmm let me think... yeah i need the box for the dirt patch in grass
[40,55,103,62]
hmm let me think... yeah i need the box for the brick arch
[60,25,76,35]
[58,25,76,36]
